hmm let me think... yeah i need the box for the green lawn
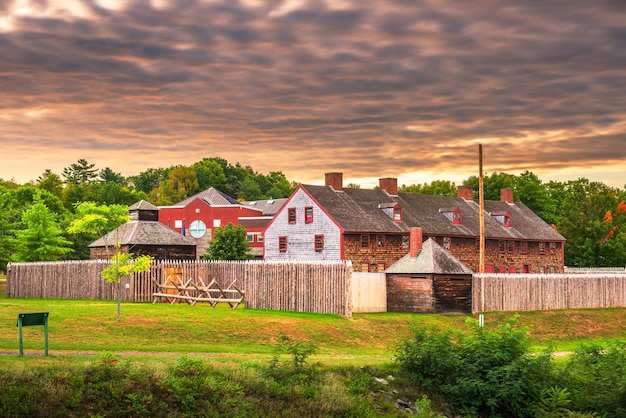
[1,289,625,364]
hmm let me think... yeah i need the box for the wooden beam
[479,144,485,274]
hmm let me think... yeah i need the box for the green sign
[17,312,49,356]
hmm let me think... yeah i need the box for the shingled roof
[300,184,565,242]
[385,238,474,274]
[128,200,158,211]
[172,187,239,207]
[89,221,195,248]
[240,198,288,216]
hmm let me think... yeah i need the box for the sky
[1,0,626,189]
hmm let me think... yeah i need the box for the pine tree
[15,196,73,262]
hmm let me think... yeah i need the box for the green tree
[155,166,199,205]
[555,179,623,267]
[14,195,73,262]
[515,171,558,225]
[399,179,457,196]
[15,186,66,216]
[192,158,228,191]
[203,223,253,260]
[464,172,517,201]
[240,176,263,201]
[0,186,18,271]
[101,251,152,321]
[99,167,126,185]
[62,159,98,185]
[0,178,19,189]
[67,202,129,253]
[130,167,168,195]
[263,171,297,198]
[36,169,64,198]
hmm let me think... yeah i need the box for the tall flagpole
[479,144,485,274]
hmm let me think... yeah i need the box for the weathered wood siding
[430,236,564,274]
[352,272,386,312]
[345,234,407,272]
[386,274,433,313]
[264,188,342,261]
[386,273,472,313]
[6,259,352,317]
[432,274,472,313]
[473,273,626,312]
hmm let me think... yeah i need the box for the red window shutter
[288,208,296,224]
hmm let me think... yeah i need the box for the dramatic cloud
[1,0,625,188]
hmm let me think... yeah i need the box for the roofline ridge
[127,221,140,242]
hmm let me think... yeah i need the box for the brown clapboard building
[263,173,565,274]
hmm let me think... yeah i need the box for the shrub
[394,316,554,417]
[555,341,626,417]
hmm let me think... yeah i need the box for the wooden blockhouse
[89,200,196,260]
[385,229,474,313]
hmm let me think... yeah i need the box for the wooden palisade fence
[6,260,353,317]
[8,261,626,316]
[473,273,626,313]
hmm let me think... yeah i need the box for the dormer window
[491,211,512,228]
[379,203,403,222]
[393,207,402,221]
[440,208,462,225]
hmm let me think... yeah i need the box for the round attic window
[188,220,207,238]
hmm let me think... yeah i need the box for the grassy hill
[1,290,625,417]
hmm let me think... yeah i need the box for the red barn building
[158,188,285,258]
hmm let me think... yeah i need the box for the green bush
[555,342,626,417]
[394,316,554,417]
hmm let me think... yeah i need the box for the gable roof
[300,184,565,242]
[89,221,195,248]
[386,238,474,274]
[173,187,239,207]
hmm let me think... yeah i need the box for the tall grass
[0,346,430,417]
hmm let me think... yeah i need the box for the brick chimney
[379,177,398,196]
[457,185,474,201]
[409,227,423,258]
[500,188,514,203]
[325,172,343,191]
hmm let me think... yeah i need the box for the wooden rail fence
[473,273,626,313]
[6,260,353,317]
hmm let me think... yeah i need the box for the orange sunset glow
[1,0,625,188]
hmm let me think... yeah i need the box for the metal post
[18,317,24,356]
[43,315,49,356]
